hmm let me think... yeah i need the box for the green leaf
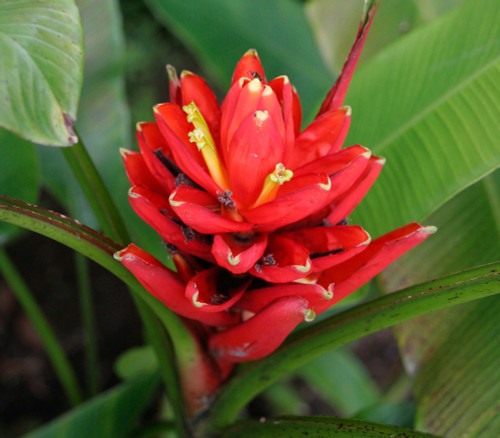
[0,0,83,146]
[145,0,333,118]
[381,172,500,436]
[207,262,500,432]
[297,348,380,416]
[0,129,39,242]
[218,416,440,438]
[22,373,159,438]
[345,0,500,237]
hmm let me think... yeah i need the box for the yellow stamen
[182,102,231,190]
[252,163,293,208]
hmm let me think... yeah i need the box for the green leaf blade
[346,0,500,236]
[0,0,83,146]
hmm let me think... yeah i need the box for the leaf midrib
[373,53,500,153]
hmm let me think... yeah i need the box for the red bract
[116,2,435,372]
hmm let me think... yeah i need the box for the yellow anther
[251,163,293,208]
[269,163,293,185]
[182,102,231,190]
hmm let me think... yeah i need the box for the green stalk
[61,135,129,246]
[0,246,84,406]
[206,262,500,432]
[61,135,191,437]
[75,252,100,396]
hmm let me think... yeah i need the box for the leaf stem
[207,262,500,432]
[0,246,84,406]
[61,133,130,246]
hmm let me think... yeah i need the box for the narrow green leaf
[22,373,159,438]
[345,0,500,236]
[218,416,440,438]
[145,0,333,117]
[207,262,500,431]
[0,247,84,406]
[0,0,83,146]
[0,129,40,242]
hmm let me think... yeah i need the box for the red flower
[115,2,435,368]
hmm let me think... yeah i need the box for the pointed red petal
[288,107,351,168]
[180,70,221,143]
[237,283,333,313]
[166,64,182,105]
[226,110,285,205]
[240,173,331,230]
[281,225,371,272]
[231,49,266,85]
[120,149,167,196]
[209,296,313,363]
[317,2,378,115]
[211,232,268,274]
[250,235,312,283]
[128,185,213,261]
[169,185,254,234]
[268,76,297,161]
[326,155,385,225]
[136,122,177,194]
[114,244,238,326]
[223,78,266,152]
[185,267,250,312]
[154,103,222,196]
[293,144,370,178]
[241,151,370,230]
[316,223,436,312]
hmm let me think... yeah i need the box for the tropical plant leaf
[345,0,500,237]
[0,0,83,146]
[382,171,500,437]
[218,416,440,438]
[22,373,159,438]
[0,129,40,242]
[144,0,333,118]
[207,262,500,431]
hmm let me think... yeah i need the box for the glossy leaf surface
[0,0,83,146]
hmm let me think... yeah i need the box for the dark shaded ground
[0,228,143,437]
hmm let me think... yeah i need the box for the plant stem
[61,135,191,437]
[75,252,100,396]
[0,246,84,406]
[61,134,129,246]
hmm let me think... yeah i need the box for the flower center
[183,102,231,191]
